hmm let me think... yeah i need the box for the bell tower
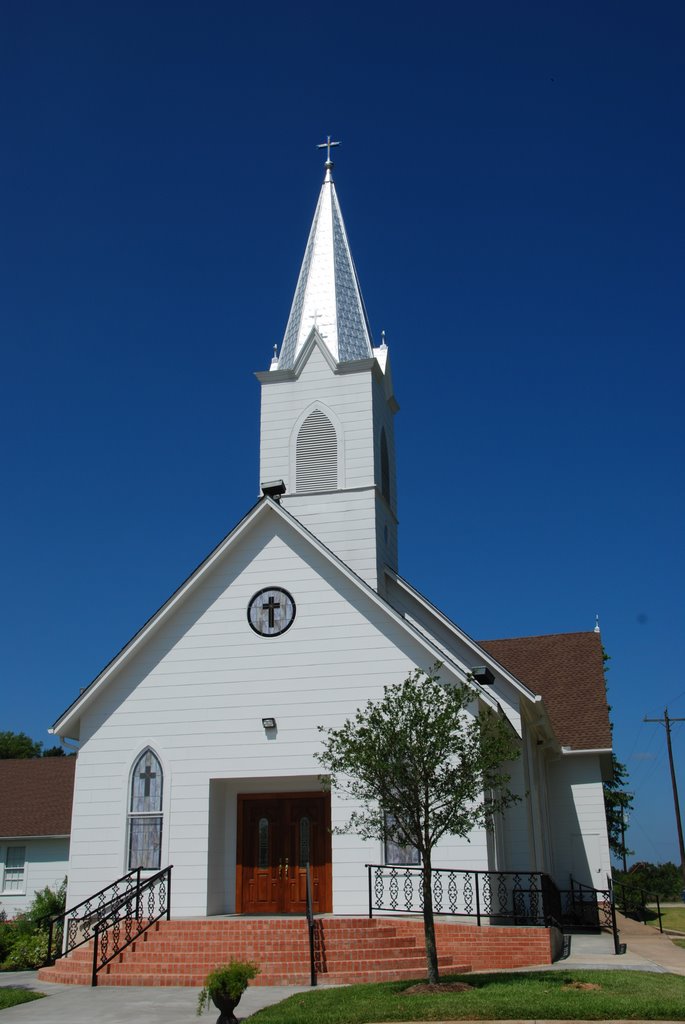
[256,145,399,593]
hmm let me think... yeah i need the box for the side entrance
[237,792,332,914]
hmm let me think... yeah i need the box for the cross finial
[317,135,341,178]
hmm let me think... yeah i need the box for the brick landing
[38,917,554,987]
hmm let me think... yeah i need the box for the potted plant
[197,960,260,1023]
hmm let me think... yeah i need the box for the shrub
[4,932,49,970]
[25,879,67,928]
[197,960,260,1015]
[0,881,67,970]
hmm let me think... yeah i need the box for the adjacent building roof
[0,757,75,838]
[277,163,374,369]
[480,631,612,751]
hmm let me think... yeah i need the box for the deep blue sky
[2,1,684,867]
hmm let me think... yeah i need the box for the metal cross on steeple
[317,135,341,166]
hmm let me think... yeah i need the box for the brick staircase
[38,916,553,987]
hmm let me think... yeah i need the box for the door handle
[278,860,283,878]
[285,857,289,878]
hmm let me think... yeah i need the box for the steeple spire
[277,142,373,369]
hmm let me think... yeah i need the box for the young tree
[316,665,521,984]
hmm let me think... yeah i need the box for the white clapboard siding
[0,839,69,917]
[546,754,612,886]
[65,508,486,917]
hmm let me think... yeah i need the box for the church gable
[54,500,500,749]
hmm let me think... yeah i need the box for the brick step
[36,916,488,988]
[116,939,418,961]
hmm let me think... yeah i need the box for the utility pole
[644,708,685,882]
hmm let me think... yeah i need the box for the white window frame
[383,813,420,866]
[2,845,27,893]
[127,749,163,872]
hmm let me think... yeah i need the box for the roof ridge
[480,630,600,643]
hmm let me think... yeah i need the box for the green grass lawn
[0,988,45,1011]
[644,906,685,932]
[249,970,685,1023]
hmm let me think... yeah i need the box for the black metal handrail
[366,864,562,927]
[46,868,142,965]
[305,861,317,987]
[612,878,663,932]
[91,865,172,985]
[567,876,622,954]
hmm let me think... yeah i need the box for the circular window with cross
[247,587,296,637]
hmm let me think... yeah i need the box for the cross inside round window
[247,587,296,637]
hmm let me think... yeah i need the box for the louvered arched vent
[296,410,338,492]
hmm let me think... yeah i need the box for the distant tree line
[613,861,683,901]
[0,731,71,759]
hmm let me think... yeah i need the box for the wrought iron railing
[366,864,562,927]
[46,868,143,965]
[90,866,171,985]
[612,879,663,932]
[45,865,172,985]
[564,877,622,954]
[305,861,317,986]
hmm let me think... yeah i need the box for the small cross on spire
[317,135,341,175]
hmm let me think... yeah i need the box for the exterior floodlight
[261,479,286,499]
[261,717,277,730]
[472,666,495,686]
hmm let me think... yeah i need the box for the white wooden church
[50,151,613,925]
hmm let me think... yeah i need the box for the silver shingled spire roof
[277,141,373,368]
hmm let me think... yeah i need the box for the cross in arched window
[138,760,157,798]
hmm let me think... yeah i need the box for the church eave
[51,498,502,740]
[385,570,541,701]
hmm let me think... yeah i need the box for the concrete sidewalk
[0,972,312,1023]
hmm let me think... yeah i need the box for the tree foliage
[0,732,42,759]
[604,754,634,864]
[0,732,69,759]
[600,649,634,866]
[613,861,682,900]
[316,664,521,983]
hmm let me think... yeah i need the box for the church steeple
[276,145,373,369]
[257,149,398,593]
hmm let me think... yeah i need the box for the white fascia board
[50,499,268,736]
[272,503,501,714]
[386,570,540,703]
[53,498,500,738]
[1,834,70,840]
[561,746,614,781]
[256,330,377,385]
[561,747,613,755]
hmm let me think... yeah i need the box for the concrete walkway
[1,916,684,1023]
[0,972,311,1022]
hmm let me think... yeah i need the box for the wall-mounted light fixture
[471,666,495,686]
[261,717,277,730]
[261,480,286,499]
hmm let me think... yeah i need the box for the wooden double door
[237,793,331,914]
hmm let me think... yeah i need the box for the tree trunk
[421,859,440,984]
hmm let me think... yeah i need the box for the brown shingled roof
[0,757,75,837]
[479,631,612,751]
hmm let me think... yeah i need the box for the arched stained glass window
[299,816,311,867]
[128,749,163,871]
